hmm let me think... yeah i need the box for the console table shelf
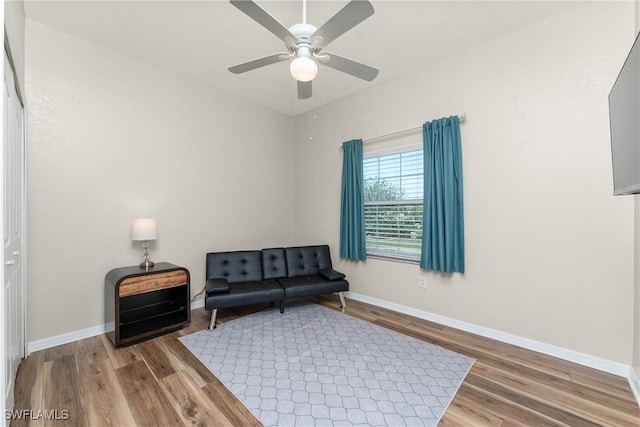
[105,263,190,347]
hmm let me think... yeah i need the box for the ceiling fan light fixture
[290,56,317,82]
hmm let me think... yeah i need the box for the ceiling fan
[228,0,379,100]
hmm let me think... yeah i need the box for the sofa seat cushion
[278,275,349,299]
[205,279,284,310]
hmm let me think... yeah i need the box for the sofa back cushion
[206,250,263,283]
[285,245,333,278]
[262,248,287,279]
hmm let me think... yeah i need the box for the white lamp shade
[132,218,158,241]
[290,56,318,82]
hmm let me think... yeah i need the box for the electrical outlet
[418,277,427,289]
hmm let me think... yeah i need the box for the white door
[3,49,25,414]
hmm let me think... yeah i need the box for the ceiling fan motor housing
[289,23,317,42]
[288,23,322,57]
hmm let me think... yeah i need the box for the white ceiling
[24,0,579,116]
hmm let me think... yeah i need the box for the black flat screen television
[609,30,640,195]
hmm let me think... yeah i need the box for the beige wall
[294,2,636,364]
[25,20,295,342]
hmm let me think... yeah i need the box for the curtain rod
[362,113,466,145]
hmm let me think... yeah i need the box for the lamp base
[139,259,155,269]
[139,240,154,269]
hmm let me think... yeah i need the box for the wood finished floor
[11,295,640,426]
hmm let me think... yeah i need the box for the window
[364,148,423,261]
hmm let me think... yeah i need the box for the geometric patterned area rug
[179,301,475,427]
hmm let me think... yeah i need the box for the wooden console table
[105,262,190,347]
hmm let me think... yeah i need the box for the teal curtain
[421,116,465,273]
[340,139,366,260]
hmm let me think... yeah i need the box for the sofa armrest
[206,278,230,295]
[318,268,346,281]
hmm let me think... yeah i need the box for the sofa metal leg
[338,292,346,309]
[279,300,285,314]
[208,309,218,330]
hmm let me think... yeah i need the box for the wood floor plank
[11,351,44,427]
[160,370,235,426]
[115,360,184,426]
[465,372,603,426]
[472,361,640,424]
[442,388,505,426]
[73,335,109,366]
[42,342,75,363]
[455,383,568,427]
[570,368,640,404]
[10,296,640,427]
[135,338,177,380]
[42,355,87,427]
[76,358,137,427]
[439,412,493,427]
[100,334,142,369]
[474,356,638,420]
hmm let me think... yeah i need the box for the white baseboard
[27,324,108,354]
[345,292,637,388]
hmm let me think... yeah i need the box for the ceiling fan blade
[228,53,291,74]
[310,0,374,50]
[298,81,312,99]
[230,0,297,49]
[319,52,378,81]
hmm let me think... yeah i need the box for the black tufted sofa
[205,245,348,329]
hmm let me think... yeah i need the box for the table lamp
[132,218,158,269]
